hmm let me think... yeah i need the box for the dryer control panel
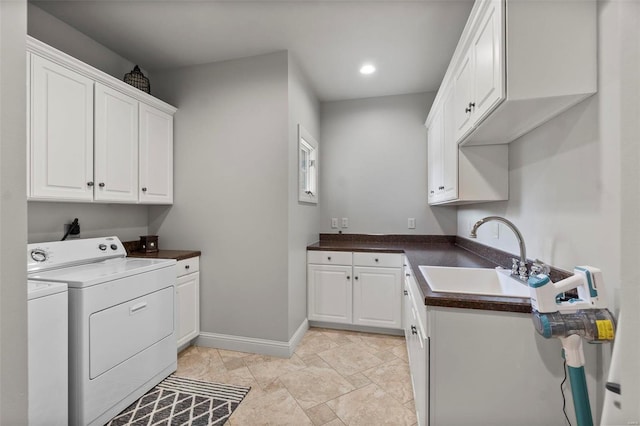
[27,236,126,273]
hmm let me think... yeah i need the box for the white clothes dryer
[27,236,177,426]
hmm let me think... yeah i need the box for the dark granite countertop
[308,234,534,314]
[127,249,201,261]
[123,240,201,261]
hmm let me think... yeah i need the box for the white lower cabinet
[307,251,402,330]
[404,258,428,426]
[176,257,200,348]
[353,266,402,328]
[308,264,353,324]
[403,254,600,425]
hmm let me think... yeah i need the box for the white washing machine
[27,236,177,426]
[28,280,68,426]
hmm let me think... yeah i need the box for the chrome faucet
[469,216,530,282]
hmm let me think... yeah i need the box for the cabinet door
[308,264,352,324]
[94,83,139,202]
[139,103,173,204]
[471,0,504,123]
[30,55,94,201]
[453,51,474,142]
[441,86,458,202]
[353,266,402,329]
[427,109,443,204]
[176,272,200,347]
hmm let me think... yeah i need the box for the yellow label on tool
[596,319,615,340]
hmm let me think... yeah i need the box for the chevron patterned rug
[107,375,251,426]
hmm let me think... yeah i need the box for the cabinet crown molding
[27,36,177,115]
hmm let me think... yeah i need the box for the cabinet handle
[87,181,94,187]
[98,182,105,188]
[405,273,410,277]
[404,290,408,296]
[185,265,190,270]
[141,187,147,192]
[411,325,418,335]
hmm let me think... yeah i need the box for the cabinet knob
[404,290,408,296]
[98,182,105,188]
[430,190,434,194]
[406,273,410,277]
[87,181,94,187]
[327,256,331,261]
[374,258,379,262]
[465,107,472,113]
[469,102,476,108]
[185,265,190,270]
[141,187,147,192]
[346,275,350,280]
[411,325,418,335]
[354,276,359,280]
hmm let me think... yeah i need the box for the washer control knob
[98,244,107,251]
[30,249,47,262]
[110,244,118,251]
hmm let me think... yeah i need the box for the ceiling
[32,0,473,102]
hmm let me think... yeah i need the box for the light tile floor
[177,327,417,426]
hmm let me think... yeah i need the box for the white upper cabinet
[139,104,174,204]
[27,36,177,204]
[30,54,94,201]
[453,0,504,142]
[430,0,596,147]
[426,0,594,205]
[94,83,139,203]
[427,107,443,203]
[468,0,503,126]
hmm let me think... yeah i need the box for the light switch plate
[341,218,349,228]
[331,218,338,229]
[408,218,416,229]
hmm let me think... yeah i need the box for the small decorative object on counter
[124,65,150,94]
[139,235,159,253]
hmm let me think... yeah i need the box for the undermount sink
[418,266,531,298]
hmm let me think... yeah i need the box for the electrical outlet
[408,218,416,229]
[341,217,349,228]
[331,218,338,229]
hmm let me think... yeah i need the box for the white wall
[149,52,291,343]
[320,92,457,235]
[28,4,142,80]
[28,203,149,243]
[26,5,152,243]
[0,0,28,422]
[456,1,640,421]
[287,54,320,338]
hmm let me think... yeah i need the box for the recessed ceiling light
[360,64,376,75]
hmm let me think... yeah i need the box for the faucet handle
[530,259,550,277]
[511,258,519,275]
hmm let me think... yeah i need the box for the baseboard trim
[288,318,310,357]
[309,320,404,336]
[195,319,309,358]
